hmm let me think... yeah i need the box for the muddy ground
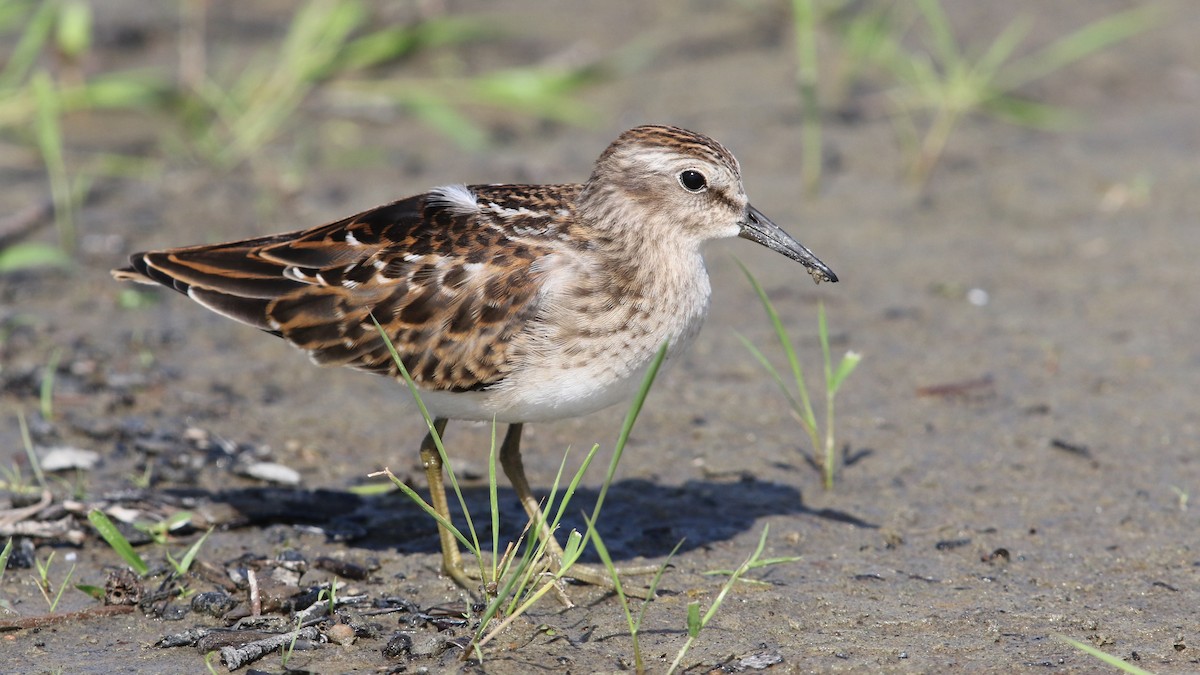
[1,1,1198,673]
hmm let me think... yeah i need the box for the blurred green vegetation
[789,0,1157,192]
[0,0,616,270]
[0,0,1161,274]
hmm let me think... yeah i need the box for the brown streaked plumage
[114,124,837,596]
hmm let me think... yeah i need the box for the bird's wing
[114,186,573,392]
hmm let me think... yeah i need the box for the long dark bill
[738,205,838,284]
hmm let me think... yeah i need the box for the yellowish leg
[418,418,475,591]
[499,423,658,597]
[498,424,562,560]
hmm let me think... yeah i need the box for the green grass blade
[817,302,832,388]
[55,0,92,60]
[174,527,213,575]
[737,262,818,430]
[700,524,770,627]
[74,583,104,600]
[635,539,683,628]
[670,525,773,673]
[735,333,804,420]
[371,316,482,558]
[0,537,12,585]
[549,443,600,538]
[18,411,48,491]
[685,601,701,637]
[488,418,500,578]
[914,0,959,68]
[50,563,74,612]
[0,242,73,273]
[281,0,365,82]
[981,94,1077,130]
[66,71,169,111]
[1055,635,1154,675]
[88,509,149,576]
[469,66,600,125]
[32,72,75,252]
[334,17,487,72]
[376,469,474,552]
[702,554,802,577]
[828,351,862,397]
[559,529,584,569]
[1000,7,1159,91]
[582,512,639,670]
[587,342,667,527]
[0,0,55,90]
[404,92,489,150]
[39,348,62,422]
[791,0,822,195]
[971,16,1031,86]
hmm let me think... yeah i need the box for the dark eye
[679,169,707,192]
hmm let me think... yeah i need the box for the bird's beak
[738,205,838,283]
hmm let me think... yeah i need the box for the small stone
[327,623,356,646]
[39,446,100,472]
[239,461,301,485]
[191,591,238,618]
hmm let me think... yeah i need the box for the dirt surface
[2,1,1198,673]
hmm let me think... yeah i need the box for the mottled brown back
[115,186,581,392]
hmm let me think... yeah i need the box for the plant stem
[792,0,822,196]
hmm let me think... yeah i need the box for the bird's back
[114,185,582,397]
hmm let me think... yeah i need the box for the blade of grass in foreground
[370,315,485,578]
[667,525,772,674]
[586,342,668,527]
[0,537,13,586]
[738,262,860,489]
[584,512,681,674]
[18,412,48,491]
[88,509,148,576]
[473,344,669,657]
[1055,635,1155,675]
[737,260,818,440]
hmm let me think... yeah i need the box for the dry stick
[0,489,52,529]
[0,517,85,545]
[219,626,321,670]
[0,604,134,632]
[247,568,261,616]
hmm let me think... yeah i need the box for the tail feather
[113,243,306,332]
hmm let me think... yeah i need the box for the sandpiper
[114,124,837,592]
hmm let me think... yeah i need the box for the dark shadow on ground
[184,476,875,563]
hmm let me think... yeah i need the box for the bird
[113,124,837,594]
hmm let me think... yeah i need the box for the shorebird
[114,124,837,593]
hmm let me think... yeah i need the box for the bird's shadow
[202,475,874,563]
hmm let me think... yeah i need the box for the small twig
[0,604,134,632]
[0,489,52,529]
[155,626,219,648]
[219,626,321,670]
[247,568,261,616]
[0,516,86,545]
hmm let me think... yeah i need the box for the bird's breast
[482,249,712,421]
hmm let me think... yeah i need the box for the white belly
[415,309,704,423]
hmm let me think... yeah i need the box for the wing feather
[112,188,568,392]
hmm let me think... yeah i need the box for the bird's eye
[678,169,708,193]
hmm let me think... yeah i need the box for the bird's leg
[498,424,562,561]
[418,418,474,591]
[499,423,659,597]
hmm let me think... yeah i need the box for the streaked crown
[582,125,750,244]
